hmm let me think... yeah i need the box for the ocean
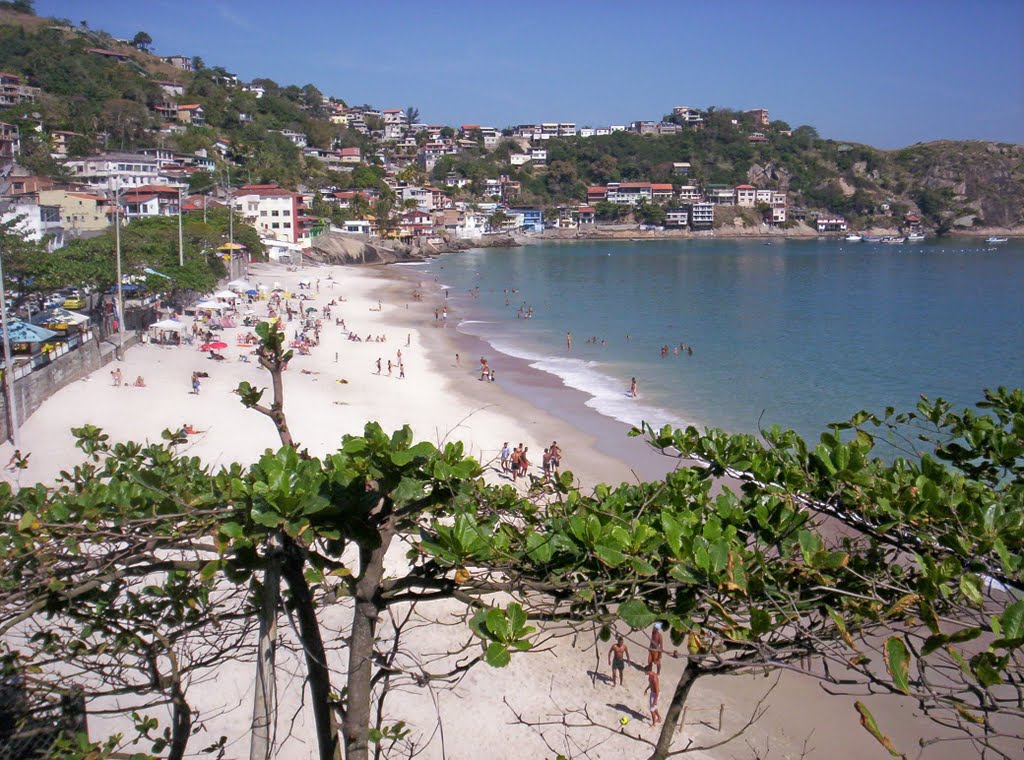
[415,237,1024,444]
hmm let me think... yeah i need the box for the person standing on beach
[567,332,572,351]
[648,623,664,674]
[191,373,201,395]
[375,358,381,375]
[399,362,405,379]
[630,377,637,398]
[608,635,630,687]
[644,665,661,725]
[387,360,392,377]
[455,353,460,366]
[500,442,510,472]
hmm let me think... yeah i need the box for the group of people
[109,368,145,387]
[607,623,678,726]
[479,356,496,382]
[499,440,561,481]
[375,354,406,379]
[660,342,694,358]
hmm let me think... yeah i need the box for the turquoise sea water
[417,238,1024,442]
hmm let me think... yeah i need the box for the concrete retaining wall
[0,334,138,443]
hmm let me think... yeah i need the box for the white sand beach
[0,262,958,759]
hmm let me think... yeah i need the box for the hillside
[0,6,1021,233]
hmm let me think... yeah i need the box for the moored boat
[907,232,926,242]
[862,235,882,243]
[880,236,905,244]
[986,236,1008,243]
[844,233,862,242]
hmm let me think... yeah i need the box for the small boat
[844,233,862,242]
[862,235,882,243]
[880,236,905,244]
[986,236,1008,243]
[906,232,926,242]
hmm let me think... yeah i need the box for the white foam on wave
[389,261,429,267]
[478,335,687,431]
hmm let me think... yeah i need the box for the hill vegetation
[0,4,1021,232]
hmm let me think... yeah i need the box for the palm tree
[404,106,420,126]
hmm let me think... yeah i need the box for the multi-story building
[672,162,691,176]
[274,129,307,147]
[631,121,658,135]
[665,208,689,228]
[587,186,608,204]
[382,109,407,126]
[689,202,714,229]
[38,189,113,236]
[677,185,701,201]
[578,128,595,138]
[0,121,19,158]
[1,198,64,250]
[242,83,265,98]
[608,182,653,205]
[162,55,193,71]
[657,122,682,135]
[155,81,185,98]
[507,207,544,233]
[706,186,736,205]
[746,108,770,127]
[651,184,675,202]
[0,72,40,109]
[176,104,205,126]
[235,183,306,244]
[529,147,547,165]
[735,185,757,207]
[64,152,167,191]
[339,147,361,164]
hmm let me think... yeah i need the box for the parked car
[63,291,86,310]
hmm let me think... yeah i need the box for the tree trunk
[249,552,279,760]
[341,523,396,760]
[281,541,340,760]
[648,660,700,760]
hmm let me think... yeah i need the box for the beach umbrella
[227,278,254,291]
[200,341,228,351]
[257,284,268,291]
[217,242,246,251]
[305,307,316,313]
[150,319,185,332]
[194,300,225,310]
[213,290,238,300]
[246,289,258,296]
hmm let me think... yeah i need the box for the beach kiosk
[31,308,91,337]
[1,320,59,356]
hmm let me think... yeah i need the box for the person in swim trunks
[645,664,661,725]
[608,635,630,686]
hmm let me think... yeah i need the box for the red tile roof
[735,184,755,190]
[587,186,607,194]
[651,184,674,191]
[178,104,203,110]
[619,182,652,189]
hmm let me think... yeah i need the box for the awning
[32,308,90,327]
[213,290,238,300]
[194,300,226,310]
[2,320,59,343]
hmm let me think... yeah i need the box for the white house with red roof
[735,184,757,207]
[176,104,205,126]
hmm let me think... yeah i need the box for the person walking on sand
[192,372,201,395]
[630,377,637,398]
[387,360,393,377]
[500,441,511,472]
[567,332,572,351]
[645,665,662,725]
[376,358,382,375]
[608,635,630,686]
[399,362,405,379]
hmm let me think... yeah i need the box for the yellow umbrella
[217,242,246,251]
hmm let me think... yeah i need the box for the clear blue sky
[37,0,1024,148]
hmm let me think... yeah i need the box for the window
[272,222,280,229]
[283,222,291,228]
[271,210,279,217]
[282,209,290,216]
[260,210,267,216]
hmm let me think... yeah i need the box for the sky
[36,0,1024,148]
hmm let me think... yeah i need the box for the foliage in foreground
[0,372,1020,759]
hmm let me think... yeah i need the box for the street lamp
[0,245,20,447]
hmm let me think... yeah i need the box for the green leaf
[199,561,220,582]
[618,599,658,629]
[750,609,771,636]
[251,510,282,528]
[485,607,509,641]
[507,603,527,635]
[368,728,383,743]
[959,574,984,606]
[854,701,903,758]
[884,637,911,694]
[485,641,511,667]
[219,521,245,539]
[1000,600,1024,640]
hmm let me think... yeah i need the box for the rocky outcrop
[305,233,423,266]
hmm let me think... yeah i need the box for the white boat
[844,233,862,242]
[986,236,1008,243]
[880,236,905,244]
[906,232,926,242]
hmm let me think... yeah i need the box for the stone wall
[0,334,138,443]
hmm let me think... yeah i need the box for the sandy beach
[0,262,960,759]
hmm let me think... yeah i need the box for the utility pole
[0,248,20,448]
[112,184,125,359]
[177,185,184,267]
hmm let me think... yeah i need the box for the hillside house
[706,186,736,205]
[748,132,768,143]
[746,108,770,127]
[1,199,64,250]
[156,81,185,97]
[275,129,307,147]
[0,121,19,158]
[176,104,205,126]
[162,55,193,71]
[651,184,675,202]
[339,147,361,164]
[86,48,130,62]
[677,185,701,202]
[64,152,166,191]
[38,189,112,235]
[689,202,714,229]
[587,186,608,204]
[608,182,654,205]
[48,130,81,158]
[665,208,689,228]
[507,207,544,233]
[672,162,691,176]
[735,185,757,207]
[0,72,40,108]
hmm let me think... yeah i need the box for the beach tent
[149,319,185,332]
[194,300,226,311]
[213,290,239,300]
[226,279,254,292]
